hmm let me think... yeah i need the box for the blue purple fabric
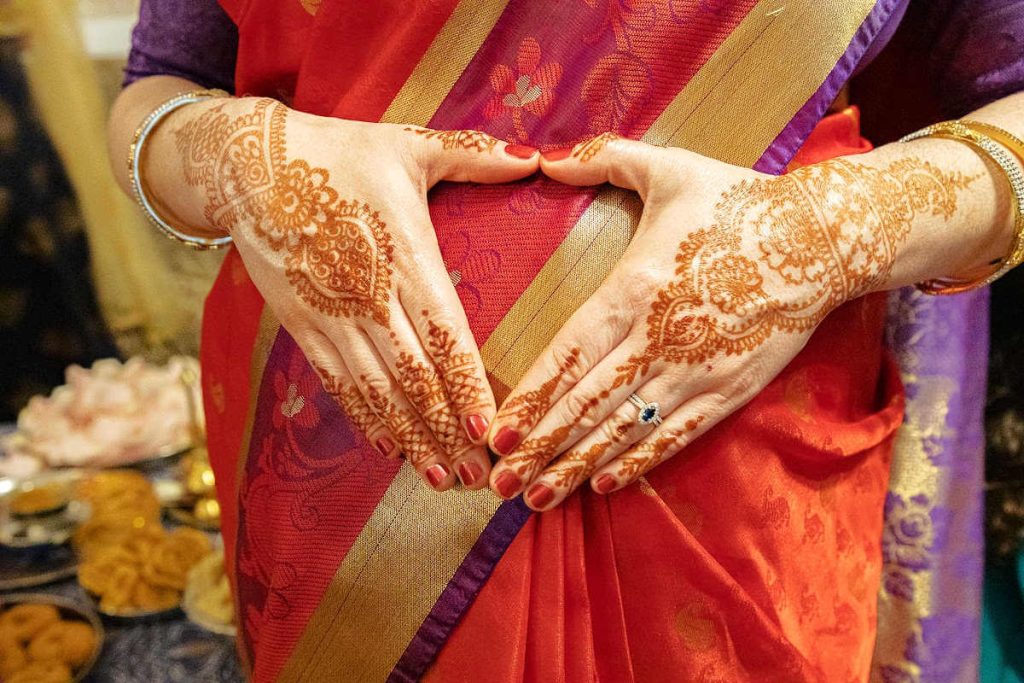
[123,1,1024,680]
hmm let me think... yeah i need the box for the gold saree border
[379,0,511,126]
[277,1,879,680]
[281,466,500,681]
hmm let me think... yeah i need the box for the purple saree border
[388,498,532,683]
[391,1,906,678]
[753,0,905,174]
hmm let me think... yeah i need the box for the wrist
[878,127,1021,294]
[135,92,235,244]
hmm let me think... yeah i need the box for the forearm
[857,90,1024,291]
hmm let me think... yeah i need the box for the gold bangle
[900,120,1024,294]
[127,89,232,250]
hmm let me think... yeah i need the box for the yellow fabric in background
[7,0,222,358]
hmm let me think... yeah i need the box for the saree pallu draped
[199,1,912,680]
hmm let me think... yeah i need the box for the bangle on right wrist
[900,120,1024,295]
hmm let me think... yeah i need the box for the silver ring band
[627,393,662,427]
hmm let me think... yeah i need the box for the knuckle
[623,268,663,304]
[549,345,588,384]
[361,373,395,399]
[561,391,596,426]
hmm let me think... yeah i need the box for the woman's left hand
[485,133,960,510]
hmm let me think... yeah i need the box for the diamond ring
[627,393,662,427]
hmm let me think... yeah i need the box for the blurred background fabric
[1,0,222,387]
[0,33,116,420]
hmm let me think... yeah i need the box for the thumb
[403,125,540,186]
[540,133,663,198]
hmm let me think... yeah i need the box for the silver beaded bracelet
[128,89,233,250]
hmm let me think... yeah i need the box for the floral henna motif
[552,439,615,489]
[573,132,619,163]
[613,416,705,479]
[394,350,469,456]
[615,158,977,383]
[175,99,394,325]
[552,421,635,489]
[615,431,683,480]
[404,127,499,153]
[502,395,603,483]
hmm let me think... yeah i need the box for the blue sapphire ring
[627,393,662,427]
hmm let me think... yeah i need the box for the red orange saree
[200,1,906,680]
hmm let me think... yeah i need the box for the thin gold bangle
[900,120,1024,294]
[127,89,232,250]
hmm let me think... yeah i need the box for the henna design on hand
[424,315,486,415]
[175,99,394,325]
[404,127,499,153]
[361,377,435,466]
[615,431,683,480]
[552,439,616,489]
[614,158,977,383]
[395,349,468,455]
[614,416,704,479]
[501,348,581,428]
[573,132,619,163]
[310,361,378,437]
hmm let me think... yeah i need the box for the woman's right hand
[157,96,539,491]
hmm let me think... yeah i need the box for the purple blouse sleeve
[123,0,239,92]
[923,0,1024,115]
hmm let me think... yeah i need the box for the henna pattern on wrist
[404,127,499,153]
[614,158,977,384]
[175,99,394,325]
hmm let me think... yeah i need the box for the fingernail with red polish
[596,475,618,494]
[465,414,489,442]
[426,464,449,489]
[495,471,522,499]
[505,144,538,159]
[458,461,482,487]
[493,427,521,455]
[541,147,573,162]
[527,483,554,509]
[375,437,394,457]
